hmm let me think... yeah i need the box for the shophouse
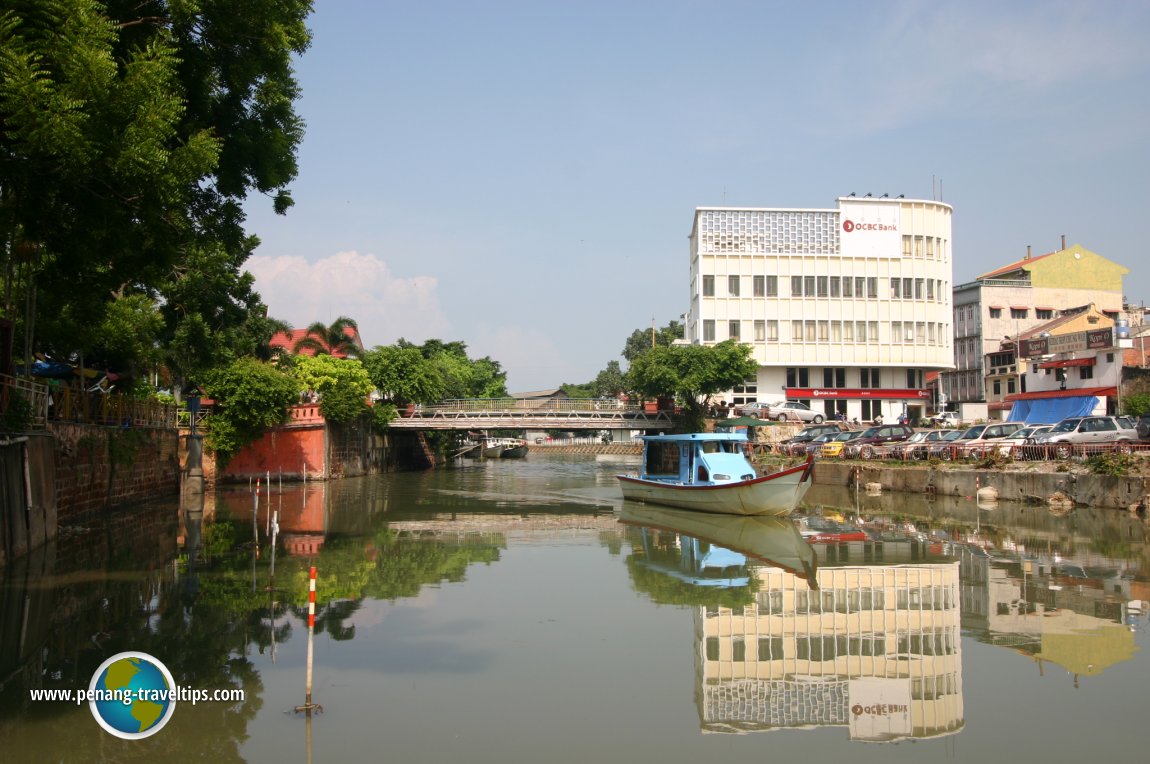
[685,196,953,424]
[943,242,1127,412]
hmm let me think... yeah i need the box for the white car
[765,401,826,424]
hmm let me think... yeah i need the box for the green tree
[622,320,684,363]
[0,0,311,377]
[399,338,508,399]
[288,354,373,424]
[293,316,360,358]
[627,340,758,431]
[201,357,298,463]
[593,360,627,397]
[362,344,445,405]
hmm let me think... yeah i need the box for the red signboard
[785,388,929,399]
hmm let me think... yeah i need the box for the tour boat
[617,432,814,516]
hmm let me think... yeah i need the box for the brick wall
[49,423,180,523]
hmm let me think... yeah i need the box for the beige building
[685,197,954,423]
[944,243,1127,411]
[697,555,963,740]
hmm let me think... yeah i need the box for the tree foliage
[200,357,298,463]
[293,315,360,358]
[361,344,445,405]
[288,353,373,424]
[396,338,508,399]
[0,0,312,381]
[622,320,684,363]
[627,340,758,430]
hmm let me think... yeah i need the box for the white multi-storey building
[685,197,954,423]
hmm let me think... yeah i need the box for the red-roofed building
[943,242,1128,418]
[269,325,365,358]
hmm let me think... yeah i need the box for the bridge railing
[418,398,641,414]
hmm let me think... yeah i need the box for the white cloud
[246,250,452,348]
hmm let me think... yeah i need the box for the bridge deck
[388,398,676,430]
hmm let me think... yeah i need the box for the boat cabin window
[645,441,681,476]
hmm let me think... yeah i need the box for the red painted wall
[222,425,326,482]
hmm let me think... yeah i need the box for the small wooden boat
[617,432,814,516]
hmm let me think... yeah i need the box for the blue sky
[242,0,1150,393]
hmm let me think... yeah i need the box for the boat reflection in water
[620,506,964,742]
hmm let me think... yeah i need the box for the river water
[2,452,1149,763]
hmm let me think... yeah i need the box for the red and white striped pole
[305,565,316,707]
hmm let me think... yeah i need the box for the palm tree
[293,316,360,358]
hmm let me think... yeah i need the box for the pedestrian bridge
[387,398,676,431]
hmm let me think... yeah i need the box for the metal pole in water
[295,566,321,713]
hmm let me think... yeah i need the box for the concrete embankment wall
[813,460,1150,511]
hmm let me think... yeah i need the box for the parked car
[926,429,966,459]
[804,433,841,456]
[995,425,1052,459]
[1027,416,1139,457]
[940,421,1025,460]
[776,423,847,455]
[1138,414,1150,440]
[894,428,961,460]
[888,430,932,460]
[843,424,916,459]
[820,430,866,458]
[734,401,772,417]
[765,400,826,423]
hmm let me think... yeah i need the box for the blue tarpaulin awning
[1008,396,1099,425]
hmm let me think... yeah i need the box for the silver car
[1028,416,1138,458]
[765,400,826,424]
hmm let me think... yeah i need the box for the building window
[818,320,829,341]
[728,275,740,296]
[703,320,715,341]
[842,278,854,298]
[817,276,828,297]
[767,320,778,341]
[927,279,935,300]
[785,368,810,388]
[729,320,740,340]
[1037,309,1053,319]
[765,275,778,296]
[804,276,815,296]
[754,320,765,341]
[805,320,816,342]
[993,380,1001,395]
[989,307,1002,318]
[753,275,765,296]
[1080,365,1093,380]
[855,277,866,298]
[791,321,803,341]
[830,277,841,297]
[902,235,912,257]
[867,278,878,298]
[860,368,881,388]
[1007,379,1015,394]
[825,368,846,387]
[1011,308,1027,319]
[891,279,902,299]
[702,275,714,296]
[791,276,803,297]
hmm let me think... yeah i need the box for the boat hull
[619,505,817,582]
[617,458,813,517]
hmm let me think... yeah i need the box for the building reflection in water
[621,505,963,742]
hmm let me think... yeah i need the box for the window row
[986,307,1054,320]
[701,274,947,302]
[701,319,949,346]
[901,235,948,260]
